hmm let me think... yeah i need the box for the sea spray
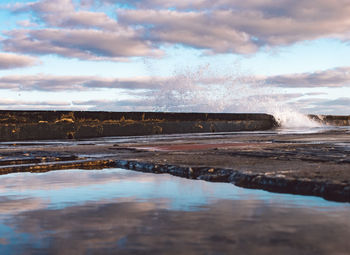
[242,91,323,128]
[270,107,323,128]
[150,64,322,128]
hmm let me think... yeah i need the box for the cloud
[291,97,350,115]
[6,0,350,57]
[284,95,350,114]
[72,98,154,111]
[2,28,162,61]
[263,67,350,88]
[114,0,350,15]
[4,0,163,60]
[304,92,328,96]
[0,74,163,91]
[0,98,153,112]
[0,52,39,70]
[0,63,349,113]
[16,20,39,27]
[116,0,350,54]
[16,0,120,31]
[5,66,348,93]
[0,98,73,110]
[315,97,350,107]
[0,98,69,106]
[118,9,258,54]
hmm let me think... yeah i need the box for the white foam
[272,109,322,128]
[150,64,323,129]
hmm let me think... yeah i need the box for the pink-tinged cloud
[12,0,74,17]
[117,0,350,53]
[72,99,154,111]
[0,98,153,111]
[7,0,350,57]
[0,98,70,106]
[18,0,121,31]
[114,0,350,14]
[292,97,350,115]
[0,74,164,91]
[0,98,74,110]
[118,9,258,54]
[1,66,350,94]
[263,67,350,88]
[6,0,162,60]
[0,52,39,70]
[16,20,39,27]
[2,28,162,60]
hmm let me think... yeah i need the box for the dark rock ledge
[0,159,115,175]
[0,156,348,202]
[115,160,350,203]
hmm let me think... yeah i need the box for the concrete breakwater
[0,110,277,141]
[309,114,350,126]
[1,110,350,141]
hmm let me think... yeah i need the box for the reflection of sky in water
[0,168,348,211]
[0,168,350,255]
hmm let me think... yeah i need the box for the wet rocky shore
[1,123,350,202]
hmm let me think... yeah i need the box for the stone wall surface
[1,110,349,141]
[0,111,277,141]
[309,114,350,126]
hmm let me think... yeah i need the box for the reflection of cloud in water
[3,199,350,255]
[0,238,8,245]
[0,169,160,192]
[0,168,266,212]
[0,197,47,215]
[0,168,347,211]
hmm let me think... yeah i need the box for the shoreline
[1,128,349,203]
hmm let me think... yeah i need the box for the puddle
[0,168,349,254]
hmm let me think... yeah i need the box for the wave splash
[150,64,322,129]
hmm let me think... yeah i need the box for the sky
[0,0,350,114]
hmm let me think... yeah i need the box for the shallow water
[0,168,349,255]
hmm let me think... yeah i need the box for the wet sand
[0,127,349,202]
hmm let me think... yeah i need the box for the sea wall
[0,111,277,141]
[309,114,350,126]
